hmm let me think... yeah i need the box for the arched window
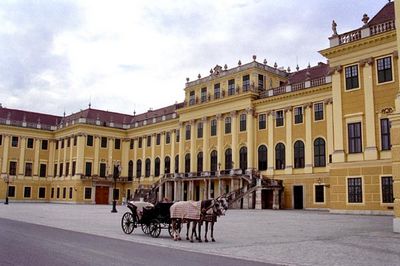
[225,148,232,170]
[294,140,305,168]
[197,152,203,172]
[275,143,285,170]
[136,159,142,178]
[210,150,218,172]
[258,145,267,171]
[239,147,247,172]
[174,155,179,173]
[154,157,160,177]
[128,160,133,180]
[314,138,326,167]
[145,159,151,177]
[164,156,171,174]
[185,154,190,173]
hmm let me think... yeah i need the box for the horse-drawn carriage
[121,201,175,238]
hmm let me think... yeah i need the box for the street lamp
[3,175,9,205]
[111,161,121,213]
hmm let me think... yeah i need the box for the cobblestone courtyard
[1,203,399,265]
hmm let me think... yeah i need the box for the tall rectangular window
[138,137,142,148]
[57,187,60,198]
[348,177,362,203]
[9,161,17,175]
[210,119,217,136]
[214,83,220,99]
[197,122,203,138]
[115,138,121,149]
[189,90,195,105]
[201,87,207,102]
[8,186,16,197]
[51,187,54,198]
[315,185,324,203]
[39,164,46,177]
[87,135,93,146]
[69,187,73,199]
[176,130,180,142]
[85,162,92,177]
[381,118,391,150]
[41,139,48,150]
[66,162,70,176]
[101,137,107,148]
[348,122,362,153]
[275,110,284,127]
[156,134,161,145]
[294,107,303,124]
[59,163,63,177]
[11,136,18,147]
[377,57,393,83]
[84,187,92,199]
[381,176,394,203]
[74,136,77,146]
[67,138,70,147]
[63,187,66,199]
[242,75,250,92]
[258,114,266,130]
[240,114,246,131]
[314,103,324,121]
[25,162,32,176]
[24,187,31,198]
[0,135,2,145]
[100,163,107,177]
[166,132,170,144]
[27,138,34,149]
[130,139,134,149]
[258,74,264,90]
[345,65,359,90]
[55,141,58,150]
[54,164,58,177]
[147,135,151,147]
[225,117,231,134]
[186,125,191,140]
[61,139,64,149]
[72,161,76,176]
[39,187,46,199]
[228,79,235,95]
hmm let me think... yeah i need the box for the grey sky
[0,0,388,116]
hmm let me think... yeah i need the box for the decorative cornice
[359,57,373,67]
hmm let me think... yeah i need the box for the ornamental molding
[381,107,394,114]
[359,57,373,67]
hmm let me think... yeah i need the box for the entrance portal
[262,190,273,209]
[95,186,109,204]
[293,185,303,209]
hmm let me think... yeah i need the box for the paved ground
[1,203,399,266]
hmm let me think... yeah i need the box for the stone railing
[370,20,395,36]
[339,29,361,44]
[0,118,55,131]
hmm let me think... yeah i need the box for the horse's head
[213,196,229,216]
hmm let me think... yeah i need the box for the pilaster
[178,124,185,173]
[151,134,156,180]
[202,117,210,170]
[190,121,196,172]
[108,138,114,176]
[332,68,345,162]
[325,99,334,164]
[217,114,223,168]
[94,136,100,176]
[267,111,274,175]
[121,138,130,177]
[133,138,138,177]
[1,135,10,174]
[48,140,55,177]
[68,138,73,177]
[304,103,312,173]
[246,108,255,169]
[62,139,67,176]
[231,111,238,169]
[160,132,165,175]
[33,138,40,176]
[18,137,26,175]
[285,108,293,174]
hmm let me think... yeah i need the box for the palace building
[1,1,400,231]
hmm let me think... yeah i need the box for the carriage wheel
[121,212,135,234]
[168,222,180,238]
[149,219,161,238]
[141,223,150,234]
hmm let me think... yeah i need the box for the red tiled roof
[0,107,61,126]
[287,62,330,85]
[368,1,394,26]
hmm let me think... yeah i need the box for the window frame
[313,138,326,167]
[347,177,363,204]
[381,176,394,204]
[239,113,246,132]
[197,122,203,139]
[314,102,324,121]
[101,137,108,148]
[86,135,93,146]
[376,56,393,84]
[258,114,266,130]
[347,122,362,154]
[380,118,391,151]
[294,106,303,124]
[210,119,217,136]
[275,110,284,127]
[344,64,359,90]
[11,136,18,147]
[23,186,32,199]
[225,117,231,134]
[314,184,325,204]
[84,187,92,200]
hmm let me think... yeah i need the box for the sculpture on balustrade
[332,20,338,36]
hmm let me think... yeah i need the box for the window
[136,160,142,177]
[51,187,54,198]
[345,65,359,90]
[377,56,392,83]
[174,155,179,173]
[8,186,16,197]
[348,122,362,153]
[147,135,151,147]
[63,187,66,199]
[69,187,73,199]
[381,176,394,203]
[72,162,76,176]
[114,138,121,149]
[39,164,46,177]
[239,147,247,172]
[275,110,284,127]
[56,141,58,150]
[74,136,77,146]
[176,130,180,142]
[293,141,305,168]
[258,74,264,90]
[26,138,33,148]
[294,107,303,124]
[164,157,171,174]
[210,151,218,172]
[275,143,285,170]
[314,103,324,121]
[11,136,18,147]
[210,119,217,136]
[128,161,133,180]
[258,145,267,171]
[100,163,107,177]
[185,154,190,173]
[228,79,235,95]
[214,83,221,99]
[86,135,93,146]
[138,137,142,148]
[25,162,33,176]
[130,139,134,149]
[84,187,92,200]
[85,162,92,176]
[186,125,191,140]
[66,162,69,176]
[197,122,203,138]
[59,163,63,177]
[61,139,64,149]
[57,187,60,198]
[381,118,391,150]
[189,90,195,105]
[243,75,250,92]
[225,117,231,134]
[101,137,108,148]
[240,114,246,131]
[54,164,58,177]
[315,185,324,203]
[0,135,2,145]
[67,138,70,147]
[41,139,48,150]
[154,158,160,177]
[9,161,17,175]
[348,177,362,203]
[201,87,207,102]
[156,134,161,145]
[166,132,171,144]
[197,152,203,172]
[314,138,326,167]
[145,159,151,177]
[225,149,232,170]
[258,114,266,130]
[24,187,31,198]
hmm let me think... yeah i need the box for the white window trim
[275,110,285,128]
[313,183,326,204]
[345,176,365,205]
[258,113,267,130]
[375,54,395,86]
[83,186,93,200]
[293,106,304,125]
[379,175,394,206]
[23,186,32,199]
[38,186,46,199]
[8,185,16,198]
[313,102,325,122]
[343,63,361,92]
